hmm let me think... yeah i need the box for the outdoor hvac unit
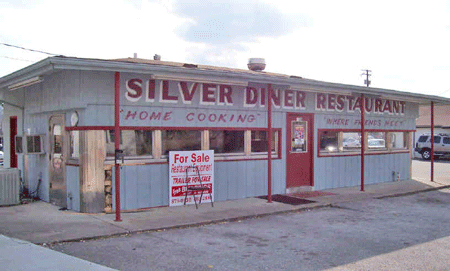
[15,135,45,154]
[0,168,21,206]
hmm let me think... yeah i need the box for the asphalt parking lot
[50,188,450,271]
[412,156,450,185]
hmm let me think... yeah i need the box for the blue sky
[1,0,450,97]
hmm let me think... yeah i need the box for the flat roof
[1,56,450,105]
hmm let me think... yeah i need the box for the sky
[1,0,450,98]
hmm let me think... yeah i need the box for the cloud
[172,0,308,45]
[169,0,308,67]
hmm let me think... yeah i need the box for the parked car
[415,134,450,160]
[343,138,361,148]
[368,139,386,149]
[0,150,3,166]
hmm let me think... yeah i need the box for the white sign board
[169,150,214,207]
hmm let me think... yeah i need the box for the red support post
[431,101,434,182]
[114,72,122,221]
[360,94,365,191]
[267,84,273,203]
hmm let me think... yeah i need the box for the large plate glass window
[342,132,361,151]
[251,130,277,153]
[367,132,387,151]
[162,130,201,156]
[389,132,407,150]
[319,131,338,153]
[106,130,153,158]
[210,130,244,154]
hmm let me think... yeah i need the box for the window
[251,130,277,153]
[389,132,407,149]
[135,130,153,155]
[14,135,44,154]
[162,130,201,156]
[418,135,428,143]
[319,131,339,153]
[342,132,361,151]
[15,136,24,154]
[319,131,361,153]
[210,130,244,154]
[291,121,307,152]
[102,128,280,162]
[69,131,80,159]
[319,130,410,156]
[367,132,387,151]
[444,137,450,144]
[433,136,441,144]
[106,130,153,158]
[52,125,62,154]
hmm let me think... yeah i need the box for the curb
[375,185,450,199]
[43,185,450,246]
[43,203,332,246]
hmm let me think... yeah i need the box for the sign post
[169,150,214,207]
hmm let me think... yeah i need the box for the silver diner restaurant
[1,56,449,214]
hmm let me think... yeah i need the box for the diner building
[1,56,448,213]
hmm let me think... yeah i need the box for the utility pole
[361,69,371,87]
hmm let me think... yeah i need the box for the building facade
[1,56,447,213]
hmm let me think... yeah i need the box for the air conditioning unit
[15,135,45,155]
[0,168,21,206]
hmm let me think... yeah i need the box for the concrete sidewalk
[1,178,449,271]
[0,235,116,270]
[1,179,449,245]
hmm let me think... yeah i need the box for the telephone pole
[361,69,371,87]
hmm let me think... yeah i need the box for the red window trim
[67,126,282,161]
[317,129,414,158]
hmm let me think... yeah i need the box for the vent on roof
[154,54,161,60]
[133,53,137,58]
[248,58,266,71]
[183,63,198,68]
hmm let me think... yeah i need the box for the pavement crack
[89,215,131,232]
[329,204,362,212]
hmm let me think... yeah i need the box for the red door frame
[286,112,314,188]
[10,116,18,168]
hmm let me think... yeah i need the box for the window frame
[318,129,412,157]
[68,126,283,165]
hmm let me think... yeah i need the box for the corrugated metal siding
[25,70,113,115]
[23,114,50,202]
[0,169,21,206]
[314,112,414,190]
[66,166,80,211]
[215,160,276,201]
[314,153,410,190]
[112,164,169,210]
[111,159,284,210]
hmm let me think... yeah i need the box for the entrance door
[49,115,66,208]
[286,113,314,189]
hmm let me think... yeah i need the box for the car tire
[422,149,431,160]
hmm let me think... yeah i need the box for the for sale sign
[169,150,214,207]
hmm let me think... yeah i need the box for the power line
[0,55,35,62]
[436,87,450,96]
[0,42,60,56]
